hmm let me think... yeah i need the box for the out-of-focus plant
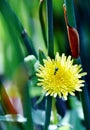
[0,0,90,130]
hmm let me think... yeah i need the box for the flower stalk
[46,0,54,58]
[64,0,90,129]
[78,58,90,130]
[64,0,76,28]
[44,0,54,129]
[39,0,47,47]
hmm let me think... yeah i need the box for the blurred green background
[0,0,90,130]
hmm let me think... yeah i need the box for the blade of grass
[0,0,37,57]
[44,96,52,130]
[20,83,34,130]
[39,0,47,47]
[65,0,90,129]
[64,0,76,28]
[77,58,90,130]
[44,0,54,130]
[46,0,54,58]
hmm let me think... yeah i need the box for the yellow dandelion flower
[36,52,87,100]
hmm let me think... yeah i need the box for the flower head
[36,52,87,100]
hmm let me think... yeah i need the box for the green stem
[80,84,90,130]
[44,96,52,130]
[64,0,76,28]
[52,98,58,124]
[65,0,90,129]
[20,84,34,130]
[78,58,90,130]
[44,0,54,129]
[46,0,54,58]
[39,1,47,47]
[0,0,37,57]
[39,50,52,130]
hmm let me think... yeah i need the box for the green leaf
[38,49,46,65]
[44,96,52,130]
[46,0,54,58]
[64,0,76,28]
[39,0,47,47]
[0,0,37,58]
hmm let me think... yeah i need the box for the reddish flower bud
[63,4,80,58]
[67,26,80,58]
[1,86,17,114]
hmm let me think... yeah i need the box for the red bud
[1,86,17,114]
[67,26,80,58]
[63,4,80,58]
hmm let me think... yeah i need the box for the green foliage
[0,0,90,130]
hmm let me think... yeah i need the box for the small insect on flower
[36,52,87,100]
[54,67,59,75]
